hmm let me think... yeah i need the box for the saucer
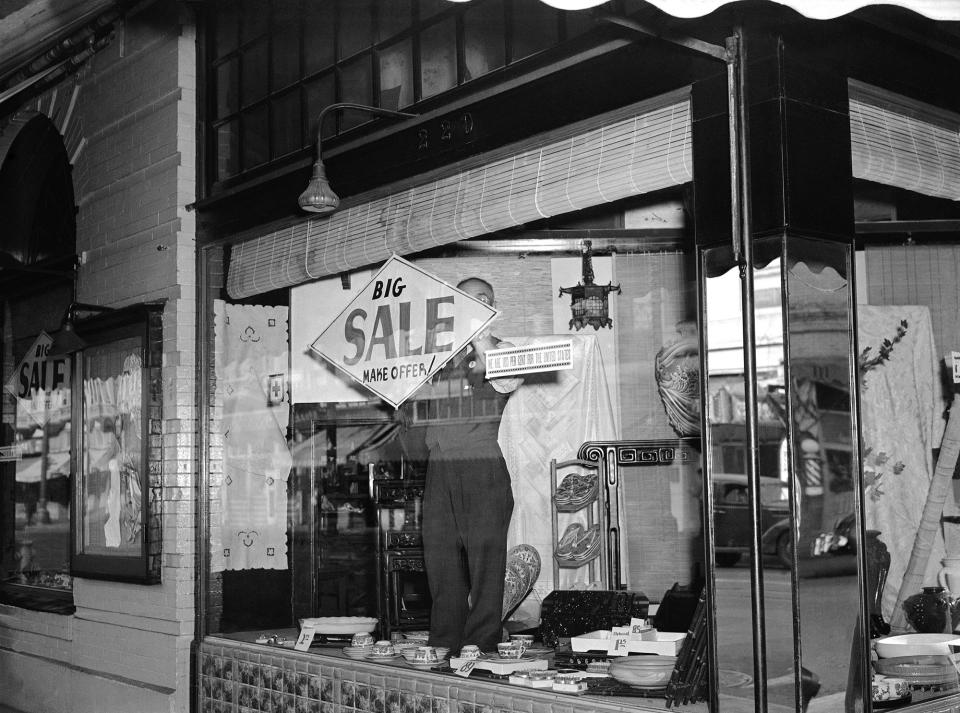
[522,647,553,658]
[343,646,373,659]
[366,652,402,660]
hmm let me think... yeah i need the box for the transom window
[205,0,599,189]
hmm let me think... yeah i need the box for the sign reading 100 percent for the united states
[309,255,499,408]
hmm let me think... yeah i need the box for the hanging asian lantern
[558,240,621,331]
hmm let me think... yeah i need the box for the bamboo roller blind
[850,80,960,202]
[226,88,693,298]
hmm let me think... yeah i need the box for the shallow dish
[874,655,958,686]
[486,656,533,664]
[300,616,378,636]
[366,652,402,660]
[523,647,553,658]
[874,634,960,659]
[407,659,447,669]
[609,657,676,689]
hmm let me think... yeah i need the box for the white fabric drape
[859,304,946,620]
[499,334,620,613]
[212,302,292,571]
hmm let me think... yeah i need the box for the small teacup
[413,646,439,663]
[372,640,395,656]
[497,641,526,659]
[510,634,534,647]
[352,632,375,647]
[872,676,909,702]
[459,644,481,660]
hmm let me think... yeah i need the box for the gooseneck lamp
[48,302,115,357]
[299,103,418,214]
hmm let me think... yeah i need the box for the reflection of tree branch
[859,320,908,387]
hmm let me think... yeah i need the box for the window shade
[226,88,692,298]
[850,80,960,202]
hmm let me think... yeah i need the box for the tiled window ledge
[199,635,688,713]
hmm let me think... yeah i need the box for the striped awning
[533,0,960,21]
[850,80,960,202]
[226,87,692,298]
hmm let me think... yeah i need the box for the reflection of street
[12,520,70,575]
[716,563,859,712]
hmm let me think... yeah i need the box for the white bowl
[875,634,960,658]
[608,655,677,689]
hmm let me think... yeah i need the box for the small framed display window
[70,303,163,583]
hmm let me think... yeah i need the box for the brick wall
[0,2,197,712]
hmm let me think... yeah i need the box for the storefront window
[0,112,78,611]
[702,237,864,709]
[202,198,713,688]
[2,295,73,596]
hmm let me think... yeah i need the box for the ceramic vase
[903,586,959,634]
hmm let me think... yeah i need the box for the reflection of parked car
[712,474,858,569]
[712,474,792,568]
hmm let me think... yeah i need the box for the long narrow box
[571,629,686,656]
[449,657,549,675]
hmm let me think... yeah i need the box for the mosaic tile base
[199,638,669,713]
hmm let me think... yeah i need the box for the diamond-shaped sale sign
[310,255,499,408]
[3,331,71,427]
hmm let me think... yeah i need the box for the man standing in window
[416,277,521,654]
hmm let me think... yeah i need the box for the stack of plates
[301,616,378,635]
[554,523,601,565]
[342,645,373,659]
[555,472,599,511]
[608,655,677,690]
[874,655,959,687]
[405,656,448,669]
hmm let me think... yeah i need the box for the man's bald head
[457,277,495,306]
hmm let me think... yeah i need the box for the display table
[199,632,710,713]
[201,633,960,712]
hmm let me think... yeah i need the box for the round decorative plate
[503,545,541,616]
